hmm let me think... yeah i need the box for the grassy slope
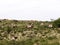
[0,19,60,45]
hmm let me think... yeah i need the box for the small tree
[53,18,60,28]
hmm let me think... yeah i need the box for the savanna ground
[0,19,60,45]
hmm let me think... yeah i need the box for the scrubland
[0,19,60,45]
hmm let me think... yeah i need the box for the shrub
[53,18,60,28]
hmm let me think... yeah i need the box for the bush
[53,18,60,28]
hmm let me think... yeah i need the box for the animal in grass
[48,24,53,29]
[26,23,33,29]
[48,24,53,28]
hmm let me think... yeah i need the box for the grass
[0,19,60,45]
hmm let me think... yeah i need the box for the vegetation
[0,18,60,45]
[53,18,60,28]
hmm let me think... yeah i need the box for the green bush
[53,18,60,28]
